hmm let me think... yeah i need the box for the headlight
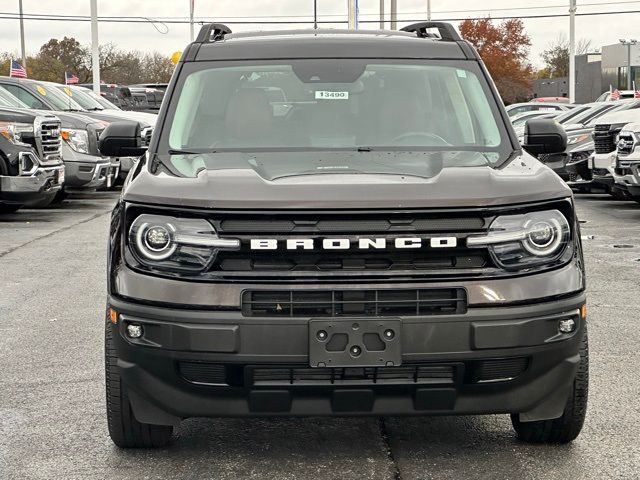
[128,214,240,272]
[467,210,571,270]
[61,128,89,153]
[0,121,33,145]
[567,133,590,145]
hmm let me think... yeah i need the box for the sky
[0,0,639,68]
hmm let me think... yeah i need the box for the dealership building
[533,42,640,103]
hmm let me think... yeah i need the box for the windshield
[0,86,29,108]
[33,83,85,111]
[57,86,104,110]
[165,60,510,165]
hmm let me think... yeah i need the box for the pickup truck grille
[616,132,635,156]
[242,288,467,317]
[37,120,62,161]
[593,124,619,154]
[141,126,153,146]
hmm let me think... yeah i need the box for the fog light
[126,324,144,338]
[558,318,576,334]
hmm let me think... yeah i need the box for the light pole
[569,0,576,103]
[427,0,431,21]
[620,39,638,90]
[189,0,195,42]
[390,0,397,30]
[380,0,384,29]
[18,0,26,68]
[348,0,357,29]
[90,0,100,94]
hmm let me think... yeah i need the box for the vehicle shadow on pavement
[104,415,586,480]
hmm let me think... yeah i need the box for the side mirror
[98,121,147,157]
[522,119,567,156]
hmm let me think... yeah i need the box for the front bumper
[108,290,586,425]
[613,161,640,197]
[0,164,64,204]
[63,159,112,190]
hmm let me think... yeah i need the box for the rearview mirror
[522,119,567,156]
[98,121,147,158]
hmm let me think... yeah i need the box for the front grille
[220,251,487,273]
[617,133,635,156]
[37,120,62,161]
[251,364,457,386]
[241,288,467,317]
[594,124,619,154]
[472,357,529,383]
[141,126,153,146]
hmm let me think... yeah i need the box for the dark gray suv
[100,23,588,448]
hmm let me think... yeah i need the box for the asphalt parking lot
[1,192,639,480]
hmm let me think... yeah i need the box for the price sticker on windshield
[315,91,349,100]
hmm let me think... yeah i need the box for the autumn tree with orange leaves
[459,18,534,104]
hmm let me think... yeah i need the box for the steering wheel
[391,132,450,146]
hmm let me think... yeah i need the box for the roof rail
[195,23,232,43]
[400,22,461,42]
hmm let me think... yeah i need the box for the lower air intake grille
[251,364,456,386]
[242,288,467,317]
[179,362,227,385]
[472,357,529,383]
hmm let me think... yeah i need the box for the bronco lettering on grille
[249,237,458,250]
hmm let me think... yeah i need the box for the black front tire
[0,203,22,213]
[511,327,588,444]
[105,318,174,448]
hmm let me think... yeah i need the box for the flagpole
[18,0,27,69]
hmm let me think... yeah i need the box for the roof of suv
[189,25,473,62]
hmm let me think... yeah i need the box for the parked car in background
[129,82,168,93]
[128,86,164,111]
[0,78,112,198]
[529,101,640,187]
[588,107,640,196]
[511,110,560,127]
[506,101,575,118]
[56,84,157,182]
[56,85,158,184]
[531,97,571,103]
[0,106,64,212]
[613,124,640,203]
[595,90,636,102]
[79,83,135,110]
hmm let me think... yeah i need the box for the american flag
[9,60,27,78]
[633,82,640,99]
[65,71,79,85]
[611,89,621,101]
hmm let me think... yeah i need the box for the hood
[0,106,40,122]
[594,109,640,127]
[621,122,640,133]
[98,110,157,126]
[78,109,156,127]
[49,110,104,129]
[123,151,571,209]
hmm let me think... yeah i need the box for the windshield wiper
[86,107,104,111]
[167,148,207,155]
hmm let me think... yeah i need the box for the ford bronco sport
[100,23,588,448]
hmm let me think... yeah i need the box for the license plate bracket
[309,319,402,368]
